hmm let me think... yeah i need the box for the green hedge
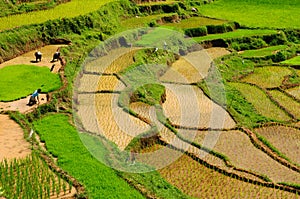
[184,22,238,37]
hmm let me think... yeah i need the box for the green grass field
[164,16,226,28]
[0,65,61,102]
[281,55,300,65]
[33,114,191,198]
[240,45,288,57]
[0,0,114,31]
[120,13,175,29]
[269,90,300,119]
[241,66,292,88]
[33,114,145,199]
[199,0,300,28]
[229,82,291,121]
[193,29,278,42]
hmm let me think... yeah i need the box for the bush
[184,26,208,37]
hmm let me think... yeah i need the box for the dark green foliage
[185,26,208,37]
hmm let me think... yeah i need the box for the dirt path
[0,94,48,113]
[0,45,66,72]
[0,114,31,161]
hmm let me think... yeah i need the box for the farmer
[27,88,41,106]
[34,51,42,62]
[52,48,61,62]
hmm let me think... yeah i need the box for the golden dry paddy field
[255,125,300,165]
[287,85,300,100]
[141,144,298,199]
[95,93,150,150]
[160,57,204,83]
[84,48,137,73]
[162,83,236,129]
[193,130,300,184]
[78,74,124,92]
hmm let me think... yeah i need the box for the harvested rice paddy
[95,93,150,150]
[162,84,236,129]
[144,144,298,198]
[193,130,300,184]
[255,125,300,165]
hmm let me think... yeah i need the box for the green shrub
[184,26,208,37]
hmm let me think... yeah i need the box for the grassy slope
[199,0,300,28]
[282,55,300,65]
[163,16,226,28]
[33,114,192,198]
[33,114,145,199]
[0,0,115,30]
[194,29,278,42]
[0,65,61,101]
[241,45,288,57]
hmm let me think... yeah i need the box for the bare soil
[0,114,31,161]
[0,45,66,72]
[0,94,48,113]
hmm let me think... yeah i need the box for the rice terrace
[1,0,300,198]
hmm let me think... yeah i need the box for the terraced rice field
[129,102,153,122]
[84,48,136,73]
[162,84,236,129]
[241,66,292,88]
[255,125,300,165]
[160,57,204,83]
[143,144,298,199]
[282,55,300,65]
[269,90,300,119]
[95,93,150,150]
[163,16,227,28]
[230,82,291,121]
[286,86,300,100]
[240,45,288,57]
[193,130,300,183]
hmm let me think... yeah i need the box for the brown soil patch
[205,47,231,60]
[0,94,48,114]
[255,126,300,165]
[0,114,31,161]
[194,130,300,184]
[162,84,236,129]
[0,45,66,73]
